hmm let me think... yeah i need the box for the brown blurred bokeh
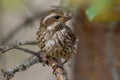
[73,9,120,80]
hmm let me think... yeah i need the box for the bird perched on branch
[36,7,77,63]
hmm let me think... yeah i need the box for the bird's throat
[47,22,63,31]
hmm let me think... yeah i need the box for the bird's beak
[63,15,72,22]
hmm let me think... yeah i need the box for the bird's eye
[55,15,61,19]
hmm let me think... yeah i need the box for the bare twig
[2,54,68,80]
[14,40,38,45]
[15,46,39,56]
[1,40,68,80]
[2,55,42,80]
[2,52,68,80]
[0,40,38,55]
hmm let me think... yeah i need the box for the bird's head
[40,8,72,28]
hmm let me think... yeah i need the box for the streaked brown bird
[36,8,77,63]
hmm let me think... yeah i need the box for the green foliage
[86,0,114,21]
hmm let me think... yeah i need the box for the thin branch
[0,40,38,54]
[15,46,39,56]
[1,40,68,80]
[2,55,68,80]
[2,55,42,80]
[14,40,38,45]
[2,54,68,80]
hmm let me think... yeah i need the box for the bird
[36,8,77,63]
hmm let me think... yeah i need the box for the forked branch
[0,40,68,80]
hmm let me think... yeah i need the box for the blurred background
[0,0,120,80]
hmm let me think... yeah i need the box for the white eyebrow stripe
[43,13,57,24]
